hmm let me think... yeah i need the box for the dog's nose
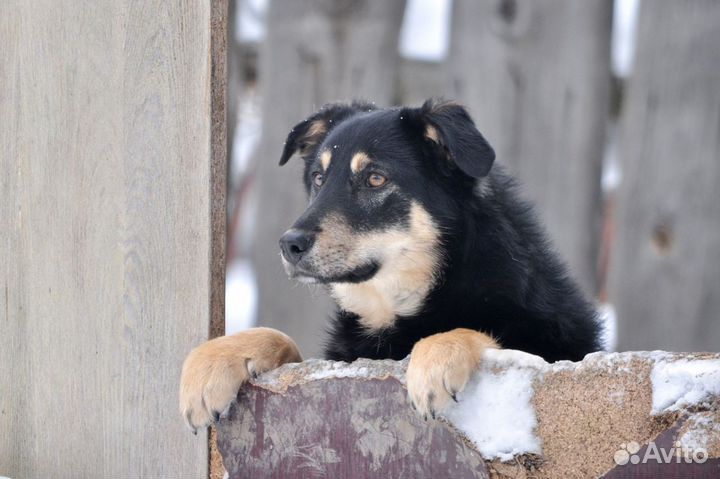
[279,229,315,265]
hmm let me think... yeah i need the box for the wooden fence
[0,1,226,477]
[248,0,720,357]
[607,1,720,352]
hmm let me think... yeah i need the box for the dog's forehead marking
[350,151,372,174]
[320,150,332,171]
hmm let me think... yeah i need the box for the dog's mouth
[285,261,380,285]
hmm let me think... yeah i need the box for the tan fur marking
[350,151,372,174]
[306,120,327,139]
[320,150,332,171]
[425,125,440,143]
[406,328,499,418]
[327,202,442,331]
[296,120,328,156]
[179,327,301,432]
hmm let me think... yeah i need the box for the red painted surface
[217,377,489,479]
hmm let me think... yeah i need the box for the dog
[179,99,601,432]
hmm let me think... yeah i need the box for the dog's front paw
[179,327,301,433]
[406,328,498,420]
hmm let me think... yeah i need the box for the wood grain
[210,0,228,342]
[443,0,613,295]
[249,0,407,358]
[0,0,223,476]
[209,2,228,478]
[608,1,720,351]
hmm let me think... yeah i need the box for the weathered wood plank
[608,1,720,351]
[444,0,613,295]
[250,0,406,358]
[0,1,223,476]
[211,0,229,341]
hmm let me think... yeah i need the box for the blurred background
[224,0,720,358]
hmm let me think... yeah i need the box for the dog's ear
[279,102,376,166]
[412,99,495,178]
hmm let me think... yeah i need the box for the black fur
[280,99,601,364]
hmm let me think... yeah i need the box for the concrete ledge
[217,351,720,478]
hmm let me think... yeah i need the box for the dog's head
[277,100,495,300]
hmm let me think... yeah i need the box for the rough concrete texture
[216,351,720,479]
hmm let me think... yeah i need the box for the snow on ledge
[651,357,720,414]
[444,349,547,461]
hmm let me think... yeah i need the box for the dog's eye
[312,172,324,187]
[366,173,387,188]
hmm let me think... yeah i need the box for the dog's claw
[427,392,436,419]
[212,411,220,422]
[451,392,458,403]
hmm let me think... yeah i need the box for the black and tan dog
[180,100,601,431]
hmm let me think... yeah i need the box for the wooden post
[250,0,406,358]
[608,1,720,351]
[443,0,613,295]
[0,1,225,477]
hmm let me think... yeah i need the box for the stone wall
[216,350,720,478]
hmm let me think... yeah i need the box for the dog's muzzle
[279,227,381,285]
[279,229,315,266]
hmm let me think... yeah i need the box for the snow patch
[611,0,641,77]
[551,350,637,373]
[225,259,258,335]
[399,0,452,62]
[597,303,617,352]
[651,358,720,414]
[236,0,268,44]
[679,413,720,451]
[305,362,371,381]
[443,349,546,462]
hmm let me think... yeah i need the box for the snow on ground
[651,357,720,414]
